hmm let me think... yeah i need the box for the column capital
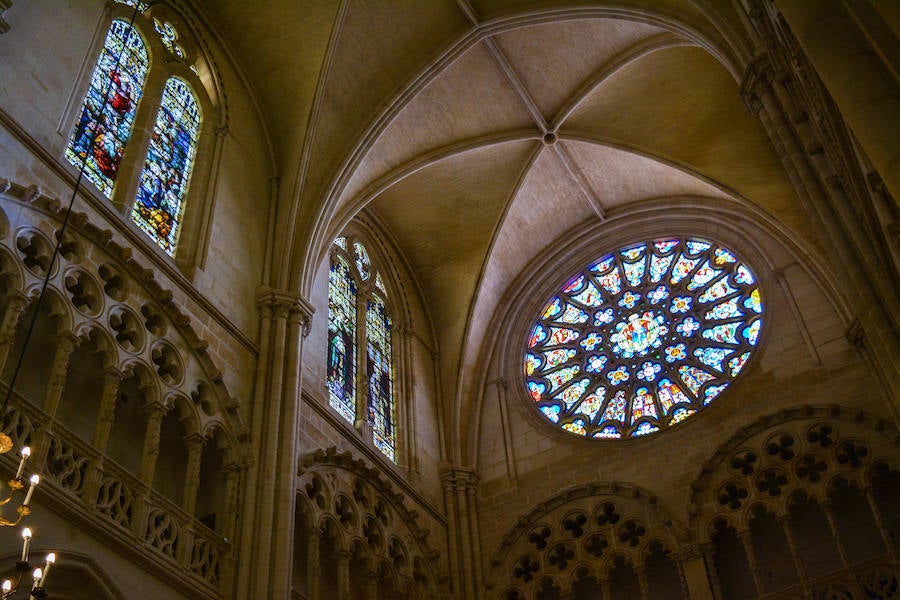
[439,464,479,491]
[184,432,207,452]
[255,286,315,335]
[739,54,776,114]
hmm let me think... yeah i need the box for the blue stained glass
[366,294,395,460]
[590,256,615,273]
[132,78,201,255]
[541,405,561,423]
[734,264,755,284]
[687,261,722,291]
[694,346,733,372]
[698,279,738,303]
[649,254,675,282]
[594,426,621,439]
[586,355,608,373]
[702,323,741,345]
[623,259,646,287]
[327,257,357,424]
[572,282,603,307]
[556,378,590,409]
[354,242,371,280]
[529,325,548,348]
[705,298,743,320]
[743,319,761,345]
[556,303,589,324]
[632,422,659,437]
[620,244,646,260]
[66,20,149,198]
[526,237,762,439]
[648,285,669,304]
[670,255,700,285]
[563,275,585,293]
[576,387,606,420]
[685,240,712,254]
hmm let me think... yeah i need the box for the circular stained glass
[524,238,763,439]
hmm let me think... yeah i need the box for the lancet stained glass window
[65,19,149,197]
[328,255,357,424]
[328,238,397,461]
[367,294,395,460]
[132,78,201,255]
[524,237,763,439]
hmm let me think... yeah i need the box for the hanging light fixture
[0,2,143,597]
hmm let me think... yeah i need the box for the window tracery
[328,236,397,461]
[64,3,209,258]
[524,237,763,439]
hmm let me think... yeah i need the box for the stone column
[363,571,379,600]
[336,549,351,600]
[738,531,764,596]
[678,543,715,600]
[134,400,166,538]
[307,528,321,600]
[0,292,29,374]
[236,288,313,600]
[440,465,480,600]
[864,486,895,556]
[778,515,808,594]
[91,367,125,453]
[820,501,850,568]
[181,433,206,517]
[635,565,650,600]
[40,331,79,419]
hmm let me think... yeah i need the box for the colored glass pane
[524,237,763,438]
[131,77,200,255]
[328,257,356,424]
[354,242,371,280]
[367,295,395,461]
[153,19,186,58]
[66,20,149,198]
[375,272,386,295]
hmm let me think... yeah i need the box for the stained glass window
[153,19,186,58]
[328,255,357,424]
[524,237,763,439]
[131,77,201,255]
[329,237,397,461]
[367,295,395,460]
[65,20,149,197]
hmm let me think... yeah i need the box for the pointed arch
[131,77,201,255]
[65,18,150,197]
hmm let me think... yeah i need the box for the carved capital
[739,54,774,114]
[256,286,315,334]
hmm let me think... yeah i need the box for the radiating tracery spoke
[524,237,764,439]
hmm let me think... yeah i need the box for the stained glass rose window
[524,238,763,439]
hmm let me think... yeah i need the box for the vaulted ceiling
[194,0,813,462]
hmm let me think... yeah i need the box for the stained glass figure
[66,20,149,197]
[153,19,186,58]
[367,295,395,460]
[131,77,200,255]
[329,236,398,462]
[328,256,356,424]
[524,237,763,438]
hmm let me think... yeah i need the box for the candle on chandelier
[14,446,30,480]
[22,475,38,506]
[30,568,40,591]
[38,553,54,587]
[20,527,31,562]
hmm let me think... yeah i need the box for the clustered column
[440,465,481,600]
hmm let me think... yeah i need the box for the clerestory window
[327,236,397,461]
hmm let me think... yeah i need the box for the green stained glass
[525,237,763,438]
[66,20,149,198]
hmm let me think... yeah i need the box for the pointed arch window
[64,3,210,260]
[132,77,201,254]
[65,19,149,197]
[328,236,397,461]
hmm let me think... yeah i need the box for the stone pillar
[181,433,206,517]
[738,531,764,596]
[307,529,321,600]
[40,331,78,419]
[635,565,650,600]
[864,486,895,556]
[821,501,851,568]
[678,543,715,600]
[775,0,900,200]
[0,292,29,373]
[778,515,808,594]
[440,465,480,600]
[336,549,351,600]
[362,571,378,600]
[91,367,125,453]
[134,400,166,538]
[236,288,313,600]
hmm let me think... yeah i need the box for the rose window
[524,238,763,439]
